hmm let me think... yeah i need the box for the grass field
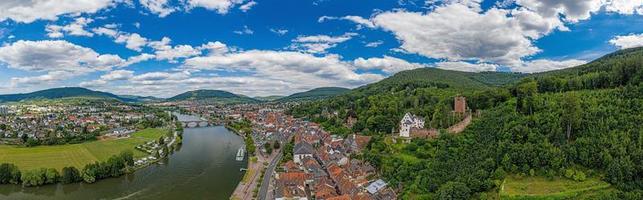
[500,175,612,199]
[0,128,167,171]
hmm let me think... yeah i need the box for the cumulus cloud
[609,33,643,49]
[139,0,175,17]
[319,15,375,29]
[115,33,149,51]
[0,40,155,88]
[0,40,126,87]
[353,56,427,73]
[45,17,95,38]
[148,37,201,62]
[372,4,540,66]
[185,0,245,14]
[0,40,123,73]
[0,0,115,23]
[510,59,587,73]
[434,61,498,72]
[80,69,135,87]
[290,33,356,54]
[181,50,383,92]
[513,0,603,23]
[605,0,643,15]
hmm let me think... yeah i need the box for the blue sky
[0,0,642,97]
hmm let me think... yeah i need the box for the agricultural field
[500,175,612,199]
[0,128,167,171]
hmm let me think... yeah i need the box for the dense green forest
[277,87,350,102]
[290,48,643,199]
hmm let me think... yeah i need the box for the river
[0,126,247,200]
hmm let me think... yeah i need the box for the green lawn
[0,128,166,171]
[500,175,611,200]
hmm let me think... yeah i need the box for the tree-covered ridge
[290,68,521,136]
[167,89,259,103]
[277,87,350,102]
[363,86,641,199]
[0,87,135,103]
[531,47,643,93]
[290,48,643,199]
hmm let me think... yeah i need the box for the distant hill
[117,95,164,103]
[254,96,284,101]
[167,89,259,104]
[278,87,350,102]
[0,87,134,103]
[352,67,524,96]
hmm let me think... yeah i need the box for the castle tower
[454,96,466,114]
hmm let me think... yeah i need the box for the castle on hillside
[454,96,467,114]
[399,113,424,138]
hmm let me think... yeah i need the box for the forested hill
[354,67,524,94]
[167,89,259,104]
[0,87,134,103]
[277,87,349,102]
[290,47,643,199]
[530,47,643,93]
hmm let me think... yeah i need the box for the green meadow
[500,175,612,200]
[0,128,166,171]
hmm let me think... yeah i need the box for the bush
[573,171,586,182]
[437,181,471,200]
[61,167,82,184]
[0,163,21,184]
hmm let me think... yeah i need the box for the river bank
[0,126,246,200]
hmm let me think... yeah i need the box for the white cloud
[182,50,384,92]
[102,70,135,81]
[115,33,149,51]
[233,25,254,35]
[45,17,94,38]
[239,1,256,12]
[198,41,229,55]
[270,28,288,36]
[0,0,115,23]
[185,0,245,14]
[434,61,498,72]
[80,69,134,87]
[318,15,375,29]
[609,33,643,49]
[0,40,123,73]
[605,0,643,15]
[514,0,603,23]
[139,0,175,17]
[372,4,540,66]
[0,40,127,87]
[353,56,427,73]
[149,37,201,61]
[365,40,383,48]
[290,33,356,54]
[510,59,587,73]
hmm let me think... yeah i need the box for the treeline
[363,84,642,199]
[291,48,643,199]
[533,47,643,93]
[0,151,135,187]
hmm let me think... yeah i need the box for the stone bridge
[180,120,210,128]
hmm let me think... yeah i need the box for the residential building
[294,142,314,164]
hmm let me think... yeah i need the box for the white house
[399,113,425,138]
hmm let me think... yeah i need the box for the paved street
[258,150,282,200]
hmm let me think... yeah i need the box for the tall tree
[561,92,581,141]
